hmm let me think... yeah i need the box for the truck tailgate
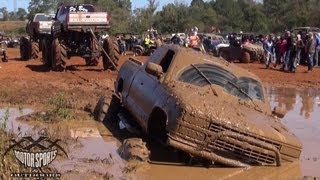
[68,12,109,26]
[39,21,52,31]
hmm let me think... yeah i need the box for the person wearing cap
[306,32,316,72]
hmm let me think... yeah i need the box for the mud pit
[0,48,320,179]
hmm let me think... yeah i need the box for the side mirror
[272,106,286,118]
[145,62,163,78]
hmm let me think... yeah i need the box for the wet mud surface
[0,48,320,179]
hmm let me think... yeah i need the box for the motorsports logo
[4,136,68,178]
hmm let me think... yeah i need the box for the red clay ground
[1,48,319,109]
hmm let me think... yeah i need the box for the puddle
[266,87,320,177]
[0,108,33,136]
[2,86,320,179]
[0,108,125,179]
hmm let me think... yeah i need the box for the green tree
[16,8,28,21]
[0,7,9,21]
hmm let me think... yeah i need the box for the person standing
[295,34,304,66]
[263,34,275,68]
[314,33,320,67]
[283,31,294,71]
[306,32,316,72]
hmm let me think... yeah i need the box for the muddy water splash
[266,86,320,178]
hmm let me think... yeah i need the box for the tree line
[1,0,320,34]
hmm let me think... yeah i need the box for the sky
[3,0,192,12]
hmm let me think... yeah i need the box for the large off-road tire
[102,37,120,71]
[31,41,40,59]
[41,38,52,67]
[51,38,67,71]
[133,47,143,56]
[85,39,99,66]
[241,51,251,63]
[19,37,31,60]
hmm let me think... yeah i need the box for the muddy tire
[118,138,150,162]
[51,38,67,71]
[41,38,52,67]
[241,51,250,63]
[102,37,120,70]
[31,41,40,59]
[134,48,143,56]
[19,37,31,60]
[85,39,100,66]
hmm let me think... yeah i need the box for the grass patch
[34,92,75,121]
[0,88,12,99]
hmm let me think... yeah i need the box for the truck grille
[208,122,281,165]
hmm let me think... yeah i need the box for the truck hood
[169,82,302,148]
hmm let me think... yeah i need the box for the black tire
[102,37,120,70]
[241,51,250,63]
[134,48,143,56]
[149,48,156,56]
[85,39,99,66]
[19,37,31,60]
[41,38,52,67]
[51,38,67,71]
[2,51,8,62]
[31,41,40,59]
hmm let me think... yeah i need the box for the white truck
[20,13,55,60]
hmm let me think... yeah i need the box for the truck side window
[159,50,175,73]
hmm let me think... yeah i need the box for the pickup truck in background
[20,13,55,60]
[42,4,119,71]
[115,45,302,167]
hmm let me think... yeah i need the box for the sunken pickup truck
[115,45,302,167]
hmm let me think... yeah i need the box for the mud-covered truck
[42,4,119,71]
[20,13,54,60]
[115,45,302,167]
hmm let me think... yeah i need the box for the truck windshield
[177,64,264,101]
[34,14,52,21]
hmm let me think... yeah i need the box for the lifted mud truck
[43,4,119,71]
[115,45,302,167]
[219,43,265,63]
[20,13,54,60]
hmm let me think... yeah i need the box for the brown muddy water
[1,86,319,179]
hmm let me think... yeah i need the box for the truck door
[127,48,175,130]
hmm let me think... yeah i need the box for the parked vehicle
[114,45,302,167]
[20,13,55,60]
[42,4,119,71]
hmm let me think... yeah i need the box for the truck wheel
[102,37,120,70]
[85,40,99,66]
[31,41,40,59]
[19,37,31,60]
[51,38,67,71]
[41,38,52,67]
[241,51,250,63]
[134,48,143,56]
